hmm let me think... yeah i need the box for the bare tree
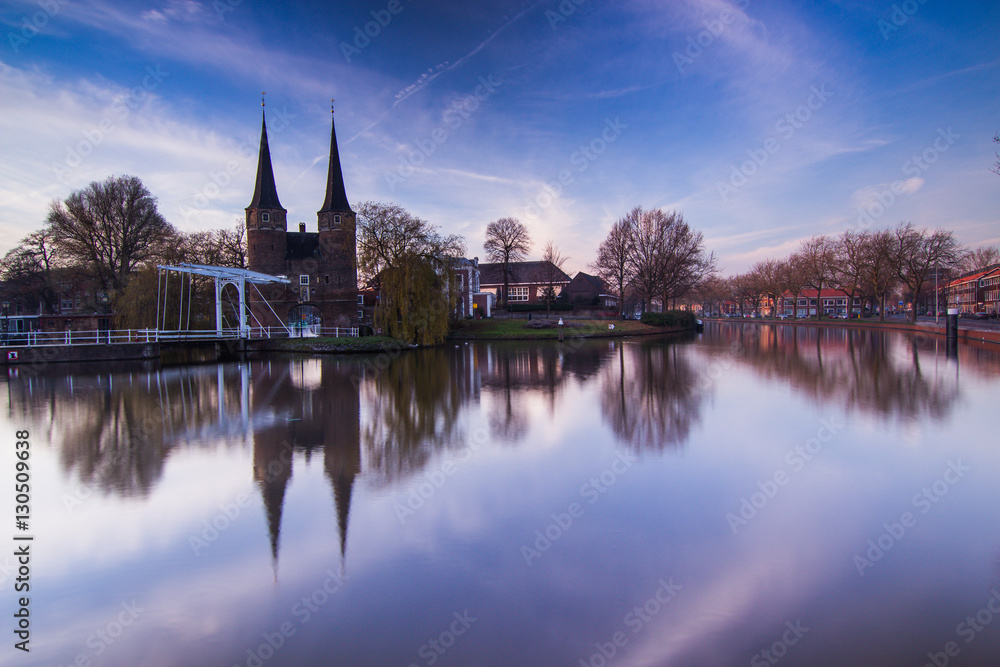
[627,207,665,312]
[0,229,62,313]
[836,229,869,318]
[778,255,807,318]
[592,216,635,319]
[863,229,897,321]
[483,217,531,308]
[893,222,962,323]
[752,259,783,317]
[992,134,1000,177]
[46,175,177,294]
[797,235,839,319]
[540,240,568,317]
[956,245,1000,275]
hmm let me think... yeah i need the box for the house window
[357,294,364,305]
[300,275,309,285]
[509,286,529,302]
[61,298,73,311]
[357,309,364,320]
[334,214,341,224]
[325,275,330,284]
[457,274,464,289]
[300,287,309,301]
[261,212,270,223]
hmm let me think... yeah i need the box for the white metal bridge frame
[154,263,301,339]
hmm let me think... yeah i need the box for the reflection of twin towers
[251,359,360,578]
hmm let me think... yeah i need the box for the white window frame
[299,275,309,285]
[509,286,529,302]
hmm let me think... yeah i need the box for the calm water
[3,324,1000,667]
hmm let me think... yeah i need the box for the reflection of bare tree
[600,339,703,451]
[361,346,476,484]
[704,323,964,420]
[6,363,246,496]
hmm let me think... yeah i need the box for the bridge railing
[1,326,360,347]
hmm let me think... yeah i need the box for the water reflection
[601,339,703,451]
[702,323,966,421]
[3,326,979,502]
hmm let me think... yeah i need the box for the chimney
[473,256,478,267]
[299,222,306,233]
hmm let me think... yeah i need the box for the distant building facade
[478,260,571,305]
[246,105,358,330]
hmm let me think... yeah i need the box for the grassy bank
[447,318,690,340]
[261,335,408,353]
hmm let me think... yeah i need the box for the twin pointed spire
[319,98,351,213]
[248,94,350,214]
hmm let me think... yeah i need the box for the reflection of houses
[562,272,619,308]
[246,104,358,331]
[479,261,570,305]
[948,267,999,315]
[251,359,360,577]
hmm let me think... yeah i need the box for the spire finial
[331,98,335,114]
[262,91,266,107]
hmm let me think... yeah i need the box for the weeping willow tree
[376,252,457,345]
[358,201,466,345]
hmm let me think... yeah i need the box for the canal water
[2,323,1000,666]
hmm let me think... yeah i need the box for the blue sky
[1,0,997,275]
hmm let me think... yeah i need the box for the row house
[947,267,1000,315]
[478,261,571,305]
[780,289,862,317]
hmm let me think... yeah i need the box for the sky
[1,0,998,276]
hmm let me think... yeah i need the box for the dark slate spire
[249,108,284,210]
[319,103,351,213]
